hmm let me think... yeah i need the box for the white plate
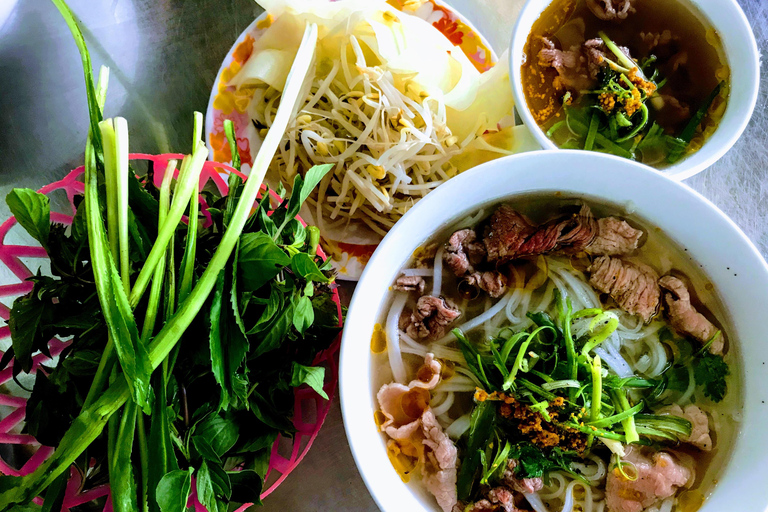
[204,0,501,280]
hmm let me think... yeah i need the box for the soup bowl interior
[340,150,768,512]
[508,0,759,180]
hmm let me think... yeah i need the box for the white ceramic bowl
[508,0,760,181]
[340,150,768,512]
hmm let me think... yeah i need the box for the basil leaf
[284,164,333,222]
[192,436,222,464]
[197,461,231,503]
[282,219,306,247]
[6,189,50,249]
[156,468,192,512]
[229,470,263,506]
[290,253,330,283]
[251,294,295,358]
[195,462,215,509]
[238,232,291,291]
[290,362,328,400]
[247,284,282,335]
[8,295,44,373]
[193,414,239,458]
[292,295,314,336]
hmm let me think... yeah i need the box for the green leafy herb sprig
[0,2,335,511]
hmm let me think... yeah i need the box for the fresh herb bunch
[451,291,730,501]
[548,31,724,164]
[0,1,334,511]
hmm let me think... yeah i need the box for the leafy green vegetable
[6,189,50,249]
[238,232,292,291]
[457,401,496,500]
[0,7,339,512]
[694,351,729,402]
[290,362,328,399]
[156,469,192,512]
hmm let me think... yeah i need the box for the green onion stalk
[0,17,320,512]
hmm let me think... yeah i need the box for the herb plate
[0,155,342,510]
[204,0,498,281]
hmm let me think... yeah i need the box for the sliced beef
[405,295,461,340]
[583,38,633,79]
[589,256,660,322]
[421,409,459,512]
[538,37,594,92]
[554,203,599,253]
[484,206,538,262]
[467,271,508,298]
[658,275,723,354]
[586,0,636,21]
[503,459,544,494]
[444,228,486,276]
[586,217,643,256]
[483,205,597,263]
[465,487,522,512]
[657,404,712,451]
[606,449,693,512]
[393,275,426,293]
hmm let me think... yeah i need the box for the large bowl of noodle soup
[340,150,768,512]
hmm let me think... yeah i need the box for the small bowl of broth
[508,0,759,179]
[339,151,768,512]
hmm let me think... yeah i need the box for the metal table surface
[0,0,765,510]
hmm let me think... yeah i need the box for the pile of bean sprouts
[249,32,508,236]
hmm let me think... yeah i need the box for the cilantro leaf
[694,352,729,402]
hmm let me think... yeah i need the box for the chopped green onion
[616,103,649,143]
[584,113,599,151]
[542,379,581,391]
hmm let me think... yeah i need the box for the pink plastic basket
[0,154,342,510]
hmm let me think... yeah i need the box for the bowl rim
[340,149,768,512]
[507,0,760,181]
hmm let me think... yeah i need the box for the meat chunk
[657,404,712,451]
[589,256,660,322]
[467,271,508,298]
[483,205,596,262]
[586,217,643,256]
[606,449,693,512]
[393,275,426,293]
[405,296,461,340]
[586,0,636,21]
[503,459,544,494]
[444,228,486,276]
[538,37,594,92]
[583,38,633,79]
[421,409,459,512]
[554,203,598,254]
[484,206,538,262]
[465,487,522,512]
[658,275,723,354]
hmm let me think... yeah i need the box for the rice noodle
[400,268,434,277]
[445,413,472,439]
[525,493,550,512]
[386,293,409,383]
[435,288,515,344]
[431,391,455,416]
[432,245,444,297]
